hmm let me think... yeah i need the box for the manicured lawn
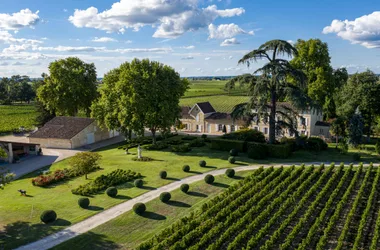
[184,80,247,97]
[0,104,38,134]
[52,170,255,250]
[180,95,250,112]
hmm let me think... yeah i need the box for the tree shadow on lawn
[87,206,104,211]
[232,176,245,180]
[187,191,208,198]
[54,218,72,226]
[212,182,230,188]
[140,186,157,191]
[140,211,166,220]
[188,170,202,174]
[165,177,181,181]
[201,166,217,169]
[166,200,191,208]
[55,231,121,250]
[115,195,131,200]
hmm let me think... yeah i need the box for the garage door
[86,133,95,145]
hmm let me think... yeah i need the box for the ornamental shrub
[133,203,146,215]
[171,144,191,153]
[181,135,197,141]
[221,129,266,143]
[40,210,57,224]
[228,156,236,164]
[230,149,239,156]
[131,156,154,161]
[247,142,268,159]
[182,165,190,172]
[189,138,206,147]
[106,187,118,197]
[159,171,167,179]
[210,139,245,152]
[143,142,168,151]
[204,174,215,184]
[78,198,90,209]
[201,134,207,139]
[199,160,207,167]
[180,184,189,193]
[134,179,143,188]
[267,144,292,158]
[159,192,171,202]
[306,137,328,151]
[226,169,235,178]
[352,153,361,162]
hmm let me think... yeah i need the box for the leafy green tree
[37,57,98,116]
[34,75,56,126]
[233,40,308,144]
[329,116,347,147]
[70,152,101,179]
[347,110,364,148]
[0,147,7,159]
[224,74,255,95]
[92,59,189,145]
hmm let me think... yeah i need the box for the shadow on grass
[187,191,208,197]
[201,166,217,169]
[87,206,104,211]
[140,211,166,220]
[54,218,72,226]
[140,186,157,190]
[115,195,131,200]
[166,200,191,208]
[165,177,181,181]
[52,231,121,250]
[188,170,202,174]
[212,182,230,188]
[25,194,34,197]
[232,162,248,166]
[232,176,245,180]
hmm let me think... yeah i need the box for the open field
[183,80,248,98]
[180,95,249,113]
[0,105,37,134]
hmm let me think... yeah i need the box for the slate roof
[29,117,95,139]
[315,121,331,127]
[181,106,193,119]
[196,102,216,114]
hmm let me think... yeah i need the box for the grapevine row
[370,168,380,250]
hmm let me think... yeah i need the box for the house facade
[179,102,330,138]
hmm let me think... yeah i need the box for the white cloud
[215,68,221,72]
[228,55,233,59]
[205,57,211,60]
[0,30,43,45]
[0,62,8,66]
[32,45,172,54]
[63,9,68,13]
[0,9,40,31]
[180,45,195,49]
[181,55,194,60]
[69,0,245,38]
[92,37,118,42]
[125,40,133,44]
[208,23,253,39]
[220,38,240,46]
[323,11,380,48]
[12,61,26,66]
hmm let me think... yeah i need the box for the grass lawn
[52,171,254,250]
[180,95,250,113]
[0,104,38,134]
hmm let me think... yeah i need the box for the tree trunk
[151,129,156,145]
[137,144,142,159]
[269,90,276,144]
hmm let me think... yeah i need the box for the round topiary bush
[40,210,57,224]
[228,156,236,164]
[204,174,215,184]
[78,197,90,209]
[134,179,143,188]
[133,202,146,215]
[199,160,207,167]
[106,187,118,198]
[159,171,167,179]
[230,149,239,156]
[182,165,190,172]
[160,192,171,202]
[180,183,190,193]
[226,169,235,178]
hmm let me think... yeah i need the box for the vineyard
[183,80,248,98]
[138,164,380,250]
[0,105,37,134]
[180,95,249,113]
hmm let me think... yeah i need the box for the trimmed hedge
[182,165,190,172]
[78,198,90,209]
[134,179,143,188]
[210,139,245,152]
[247,142,292,159]
[199,160,207,167]
[204,174,215,184]
[159,192,171,202]
[228,156,236,164]
[106,187,118,197]
[247,142,268,159]
[133,203,146,215]
[40,210,57,224]
[226,169,235,178]
[159,171,167,179]
[171,144,191,153]
[221,129,266,143]
[180,184,189,193]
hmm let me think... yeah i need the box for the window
[320,129,324,134]
[231,125,235,132]
[29,146,36,152]
[196,114,199,122]
[196,125,199,131]
[254,127,259,131]
[218,124,223,131]
[264,128,268,134]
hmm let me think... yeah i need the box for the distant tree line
[0,75,36,104]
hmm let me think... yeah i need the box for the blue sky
[0,0,379,77]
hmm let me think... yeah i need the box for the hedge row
[247,142,292,159]
[210,139,246,152]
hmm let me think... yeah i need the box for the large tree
[92,59,189,145]
[233,40,308,144]
[37,57,98,116]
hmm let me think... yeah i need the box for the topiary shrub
[134,179,143,188]
[247,142,268,159]
[182,165,190,172]
[40,210,57,224]
[228,156,236,164]
[133,203,146,215]
[226,169,235,178]
[171,144,192,153]
[210,139,245,152]
[106,187,118,197]
[221,129,266,143]
[230,149,239,156]
[352,153,361,162]
[201,134,207,139]
[159,171,167,179]
[160,192,171,202]
[180,183,190,193]
[199,160,207,167]
[132,156,154,161]
[78,197,90,209]
[204,174,215,184]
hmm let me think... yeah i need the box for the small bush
[199,160,207,167]
[134,179,143,188]
[306,137,328,151]
[182,165,190,172]
[352,153,361,162]
[106,187,118,197]
[131,156,154,161]
[181,135,197,141]
[40,210,57,224]
[210,139,245,152]
[189,138,206,147]
[159,192,171,202]
[267,144,292,158]
[171,144,191,153]
[78,198,90,209]
[226,169,235,178]
[230,149,239,156]
[201,134,207,139]
[339,140,349,154]
[204,174,215,184]
[159,171,167,179]
[133,203,146,215]
[221,129,266,143]
[143,142,168,151]
[228,156,236,164]
[247,143,268,159]
[180,184,189,193]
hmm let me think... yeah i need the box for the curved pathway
[15,162,370,250]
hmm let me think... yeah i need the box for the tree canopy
[0,75,35,104]
[37,57,98,116]
[69,152,101,180]
[92,58,189,143]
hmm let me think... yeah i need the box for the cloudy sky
[0,0,380,78]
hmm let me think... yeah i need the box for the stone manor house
[179,102,330,139]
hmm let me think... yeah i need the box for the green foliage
[247,142,292,159]
[180,184,190,193]
[210,139,245,152]
[247,143,268,159]
[199,160,207,167]
[159,192,171,203]
[376,140,380,155]
[188,138,206,147]
[131,156,153,162]
[0,75,35,104]
[182,165,190,172]
[0,105,38,134]
[171,144,191,153]
[106,187,118,198]
[181,135,197,141]
[330,117,347,140]
[225,169,235,178]
[78,198,90,209]
[228,156,236,164]
[143,142,168,151]
[70,152,102,179]
[0,148,6,158]
[338,139,349,154]
[134,179,143,188]
[347,112,364,148]
[180,95,250,113]
[222,129,266,143]
[159,171,167,179]
[40,210,57,224]
[133,203,146,215]
[306,137,328,152]
[201,134,207,139]
[352,153,361,162]
[229,149,239,156]
[204,174,215,184]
